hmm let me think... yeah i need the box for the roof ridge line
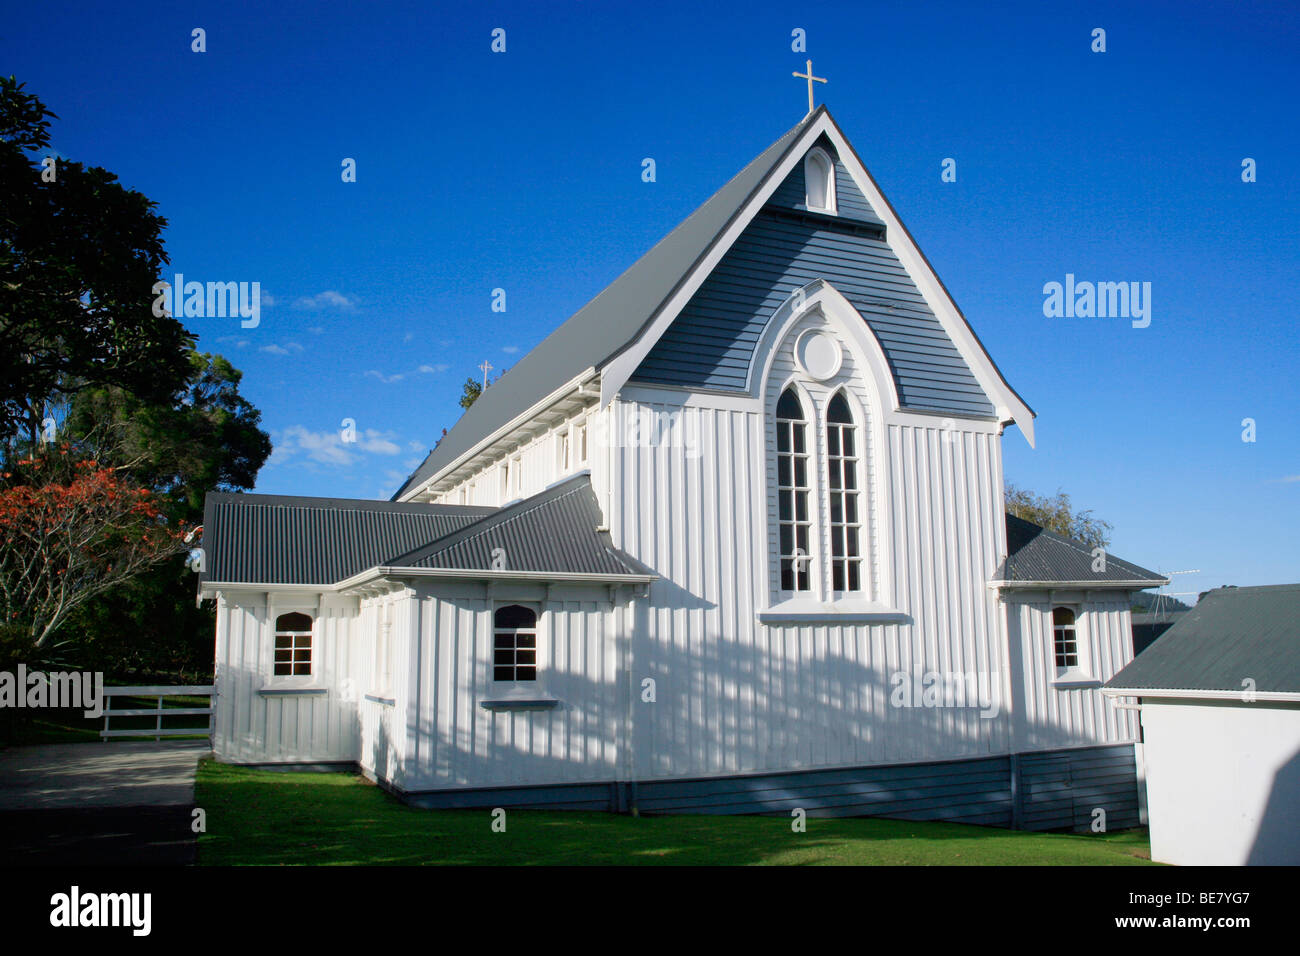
[386,473,594,566]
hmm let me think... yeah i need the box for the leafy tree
[459,377,482,409]
[1005,482,1112,549]
[0,449,188,650]
[62,351,271,522]
[51,352,271,678]
[0,76,194,445]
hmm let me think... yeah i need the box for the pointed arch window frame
[775,384,815,594]
[825,389,865,595]
[804,146,837,215]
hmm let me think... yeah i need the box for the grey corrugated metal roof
[392,110,822,501]
[1107,584,1300,694]
[993,513,1165,585]
[390,473,654,578]
[200,492,494,585]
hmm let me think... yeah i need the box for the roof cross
[792,59,827,116]
[478,360,493,388]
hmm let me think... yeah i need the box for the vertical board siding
[426,406,598,508]
[1011,597,1140,751]
[212,597,360,763]
[607,380,1017,784]
[402,584,623,792]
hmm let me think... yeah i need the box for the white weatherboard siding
[212,592,360,763]
[400,581,625,791]
[426,405,602,509]
[1139,700,1300,865]
[605,386,1019,779]
[1007,596,1140,751]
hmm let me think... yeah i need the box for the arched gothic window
[826,392,862,592]
[776,388,812,592]
[804,148,836,214]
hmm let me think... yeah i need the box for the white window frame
[575,418,589,466]
[775,384,816,596]
[491,603,541,685]
[272,611,315,679]
[557,428,571,475]
[804,146,837,215]
[825,390,865,596]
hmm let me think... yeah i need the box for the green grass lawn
[196,760,1156,866]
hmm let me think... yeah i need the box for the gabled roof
[200,493,493,586]
[1106,584,1300,698]
[200,476,654,589]
[388,473,655,579]
[993,513,1167,587]
[392,112,819,501]
[397,106,1039,502]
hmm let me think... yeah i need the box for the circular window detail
[794,329,842,381]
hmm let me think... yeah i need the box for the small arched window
[776,387,812,592]
[1052,607,1079,669]
[826,392,862,592]
[804,148,836,214]
[494,604,537,682]
[274,612,313,676]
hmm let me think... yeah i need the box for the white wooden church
[200,104,1167,829]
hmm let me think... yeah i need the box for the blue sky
[4,0,1297,593]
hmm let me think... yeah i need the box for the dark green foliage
[0,75,195,445]
[1005,482,1112,549]
[459,377,482,409]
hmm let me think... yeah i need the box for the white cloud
[269,425,403,469]
[502,346,519,354]
[418,363,449,374]
[308,326,325,334]
[365,369,406,384]
[259,342,304,356]
[293,290,357,311]
[1276,475,1300,483]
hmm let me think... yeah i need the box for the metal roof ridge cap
[387,473,597,567]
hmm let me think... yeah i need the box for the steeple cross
[478,360,493,388]
[792,59,827,116]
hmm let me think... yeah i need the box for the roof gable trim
[599,109,1036,447]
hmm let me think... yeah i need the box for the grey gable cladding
[391,112,819,501]
[630,206,993,413]
[389,473,654,578]
[1106,584,1300,695]
[994,513,1165,585]
[633,134,990,411]
[201,492,494,586]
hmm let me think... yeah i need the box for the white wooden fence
[100,685,214,741]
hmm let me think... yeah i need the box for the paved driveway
[0,741,209,866]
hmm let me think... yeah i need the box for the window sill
[1052,671,1101,690]
[758,598,909,626]
[258,684,327,696]
[480,693,561,712]
[364,693,396,706]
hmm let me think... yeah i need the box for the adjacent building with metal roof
[1103,584,1300,865]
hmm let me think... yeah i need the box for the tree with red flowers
[0,447,189,649]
